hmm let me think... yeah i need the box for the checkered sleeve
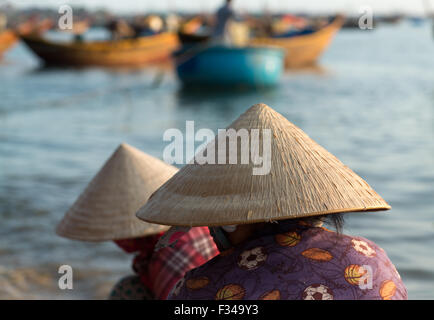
[148,227,219,299]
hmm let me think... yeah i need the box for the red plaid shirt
[114,227,218,300]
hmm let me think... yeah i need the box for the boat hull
[0,30,18,57]
[21,32,179,67]
[176,46,284,87]
[250,16,344,68]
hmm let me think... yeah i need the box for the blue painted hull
[176,46,284,87]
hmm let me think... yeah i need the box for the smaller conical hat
[56,143,178,241]
[137,103,390,227]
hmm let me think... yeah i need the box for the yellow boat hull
[21,32,179,67]
[250,16,344,69]
[0,30,18,56]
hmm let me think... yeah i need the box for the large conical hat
[137,103,390,227]
[57,143,178,241]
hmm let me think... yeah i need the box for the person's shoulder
[310,226,384,253]
[217,6,225,13]
[306,228,402,273]
[316,230,407,299]
[345,234,388,259]
[218,4,233,13]
[342,234,407,299]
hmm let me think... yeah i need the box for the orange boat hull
[0,30,18,56]
[21,32,179,67]
[251,16,344,68]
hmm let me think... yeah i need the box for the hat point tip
[250,102,271,110]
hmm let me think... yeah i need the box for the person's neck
[227,218,325,246]
[226,223,265,246]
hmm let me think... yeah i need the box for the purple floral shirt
[169,221,407,300]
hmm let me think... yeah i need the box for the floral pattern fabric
[169,221,407,300]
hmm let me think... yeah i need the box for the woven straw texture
[137,103,390,227]
[56,143,178,241]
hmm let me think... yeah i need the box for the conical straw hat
[137,103,390,227]
[57,143,178,241]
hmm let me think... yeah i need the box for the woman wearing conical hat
[57,143,218,300]
[137,104,407,300]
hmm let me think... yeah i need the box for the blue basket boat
[175,45,284,88]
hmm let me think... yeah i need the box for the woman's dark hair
[298,213,345,234]
[323,213,345,233]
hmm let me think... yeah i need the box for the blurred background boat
[177,15,344,69]
[1,17,60,58]
[175,45,284,88]
[0,29,17,56]
[250,15,344,68]
[21,32,179,67]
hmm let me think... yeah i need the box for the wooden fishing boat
[177,31,209,45]
[21,32,179,67]
[250,16,344,68]
[175,45,284,87]
[16,18,54,36]
[0,30,18,57]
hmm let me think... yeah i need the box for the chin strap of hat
[209,226,233,252]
